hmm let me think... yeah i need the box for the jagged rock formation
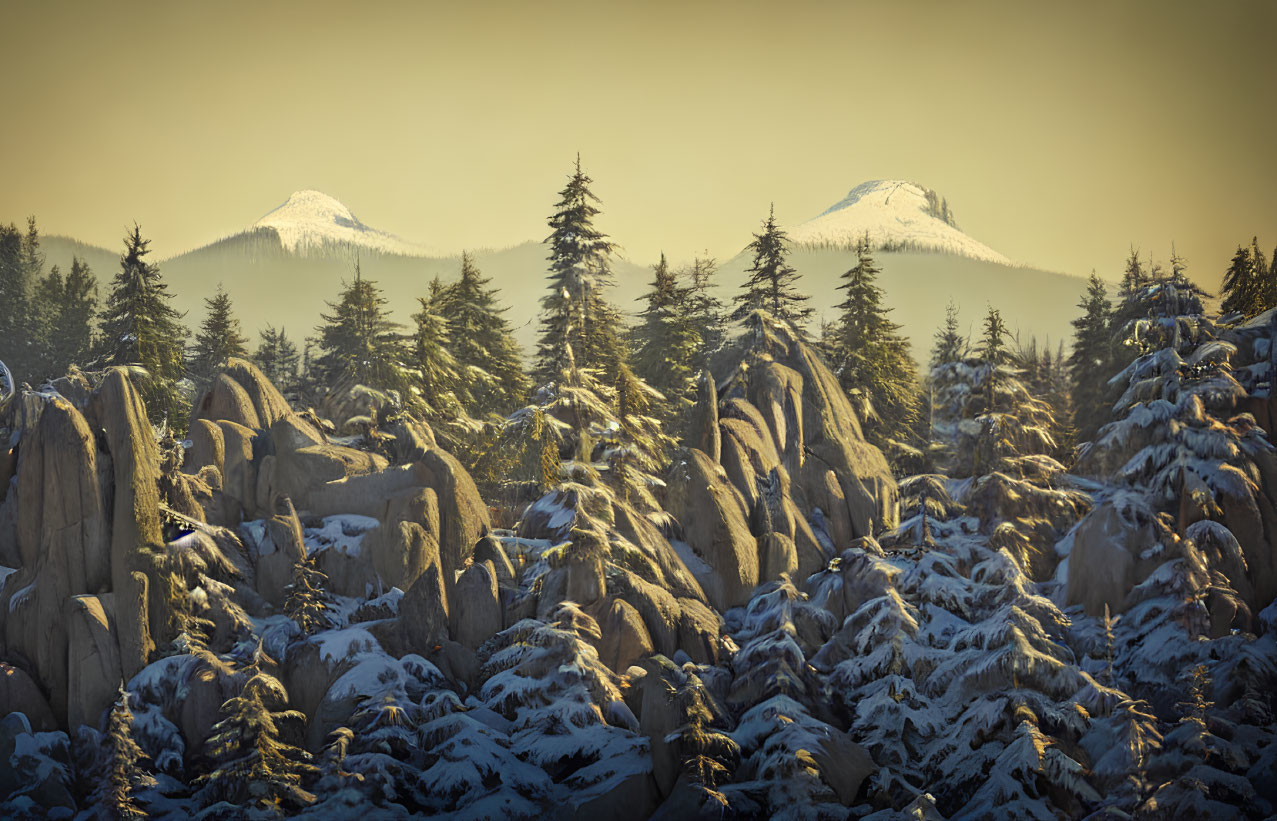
[668,312,898,610]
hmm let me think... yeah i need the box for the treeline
[4,168,1275,475]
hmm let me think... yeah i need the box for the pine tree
[0,222,29,380]
[1069,273,1114,444]
[91,686,157,820]
[827,233,920,453]
[534,157,626,385]
[410,295,465,419]
[930,301,967,370]
[50,257,98,377]
[681,254,726,372]
[253,325,300,393]
[633,253,700,421]
[314,262,413,398]
[439,253,529,416]
[284,552,333,638]
[197,661,316,812]
[730,205,813,326]
[1221,236,1274,318]
[189,285,249,385]
[0,217,47,382]
[1120,248,1147,297]
[96,225,189,425]
[608,361,675,511]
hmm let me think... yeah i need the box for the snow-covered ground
[788,179,1014,265]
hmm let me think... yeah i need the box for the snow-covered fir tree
[90,687,157,821]
[283,552,333,639]
[1221,236,1275,319]
[195,660,316,815]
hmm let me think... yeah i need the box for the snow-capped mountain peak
[254,190,430,256]
[788,180,1013,265]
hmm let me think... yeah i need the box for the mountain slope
[253,189,435,256]
[788,179,1013,265]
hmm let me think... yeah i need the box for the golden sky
[2,0,1274,282]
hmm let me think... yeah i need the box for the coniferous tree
[731,205,813,326]
[253,325,301,393]
[827,233,920,453]
[1221,236,1274,318]
[91,686,157,820]
[197,661,316,812]
[314,262,413,399]
[633,253,699,421]
[437,253,529,416]
[0,222,30,380]
[1069,273,1114,444]
[410,295,465,420]
[97,225,189,425]
[681,254,726,372]
[0,218,49,382]
[931,300,967,369]
[1120,248,1147,297]
[284,552,333,639]
[189,285,249,385]
[534,157,626,385]
[44,257,98,378]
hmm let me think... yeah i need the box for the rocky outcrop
[665,448,757,611]
[677,312,897,599]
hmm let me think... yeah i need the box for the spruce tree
[284,552,333,638]
[438,253,529,416]
[930,300,967,369]
[1069,273,1114,444]
[197,661,316,812]
[314,262,413,398]
[730,205,813,326]
[49,257,98,376]
[189,285,249,385]
[0,223,29,380]
[633,253,700,420]
[534,157,626,385]
[1120,248,1146,297]
[410,295,465,419]
[253,325,300,393]
[0,217,46,382]
[91,686,156,820]
[1221,236,1274,318]
[97,225,189,425]
[681,254,726,372]
[828,233,920,452]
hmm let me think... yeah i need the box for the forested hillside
[0,162,1275,819]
